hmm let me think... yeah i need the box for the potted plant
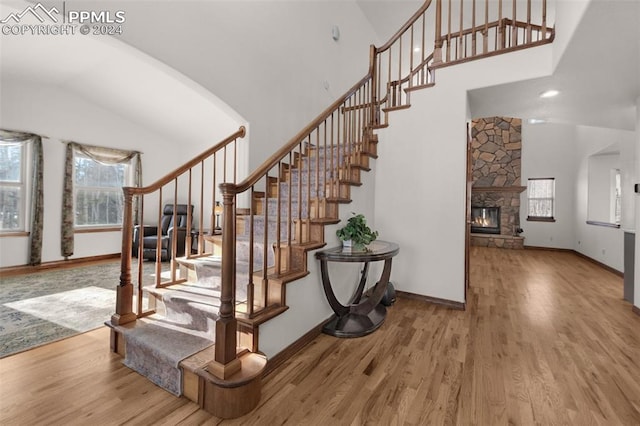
[336,213,378,252]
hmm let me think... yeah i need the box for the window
[527,178,555,221]
[0,142,26,232]
[74,154,130,228]
[613,169,621,225]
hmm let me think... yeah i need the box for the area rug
[5,286,115,332]
[0,261,156,358]
[0,285,117,358]
[120,317,213,396]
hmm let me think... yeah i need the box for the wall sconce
[214,201,223,233]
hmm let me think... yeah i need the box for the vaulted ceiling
[1,0,638,139]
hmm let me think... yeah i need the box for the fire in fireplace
[471,206,501,234]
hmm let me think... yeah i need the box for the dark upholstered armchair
[132,204,193,261]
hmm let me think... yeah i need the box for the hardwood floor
[2,247,639,425]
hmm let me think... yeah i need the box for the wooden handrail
[377,0,433,53]
[124,126,246,196]
[228,75,372,195]
[114,126,247,328]
[227,1,442,196]
[111,0,555,398]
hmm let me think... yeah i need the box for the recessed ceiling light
[528,118,546,124]
[539,89,559,98]
[414,47,421,52]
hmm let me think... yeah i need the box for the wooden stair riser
[364,138,378,156]
[325,181,351,200]
[310,199,339,220]
[338,166,361,183]
[273,244,309,274]
[348,152,372,169]
[295,220,327,244]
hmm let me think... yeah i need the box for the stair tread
[270,269,310,283]
[325,197,352,203]
[238,305,289,326]
[382,104,411,113]
[405,82,435,93]
[180,344,217,373]
[276,240,326,251]
[310,217,341,225]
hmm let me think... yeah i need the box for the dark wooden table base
[323,303,387,338]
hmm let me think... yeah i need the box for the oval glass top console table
[315,240,399,338]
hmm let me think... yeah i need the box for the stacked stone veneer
[470,117,524,250]
[471,117,522,186]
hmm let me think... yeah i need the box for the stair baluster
[110,0,554,418]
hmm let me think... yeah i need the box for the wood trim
[586,220,621,229]
[75,227,123,234]
[0,231,30,238]
[263,319,329,377]
[465,122,472,299]
[230,73,373,194]
[524,246,624,278]
[431,37,555,69]
[523,245,573,253]
[0,253,120,277]
[396,290,466,310]
[527,177,555,181]
[524,246,623,278]
[472,186,526,193]
[527,216,556,222]
[572,250,623,278]
[376,0,433,52]
[633,305,640,317]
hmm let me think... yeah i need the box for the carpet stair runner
[115,239,275,396]
[116,143,351,396]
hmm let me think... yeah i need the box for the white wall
[0,81,195,267]
[620,136,636,232]
[552,0,591,71]
[586,153,619,223]
[113,0,378,171]
[374,45,554,303]
[573,125,636,272]
[520,122,577,249]
[518,121,636,274]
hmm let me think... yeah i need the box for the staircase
[107,0,554,419]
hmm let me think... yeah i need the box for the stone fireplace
[470,117,525,249]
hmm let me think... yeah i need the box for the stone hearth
[470,234,524,249]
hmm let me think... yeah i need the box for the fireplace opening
[471,206,501,234]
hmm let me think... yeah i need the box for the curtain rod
[59,139,143,155]
[0,127,50,139]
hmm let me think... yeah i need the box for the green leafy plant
[336,213,378,249]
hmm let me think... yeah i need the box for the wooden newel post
[112,190,137,325]
[541,0,547,39]
[209,183,242,379]
[433,0,443,64]
[369,44,378,127]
